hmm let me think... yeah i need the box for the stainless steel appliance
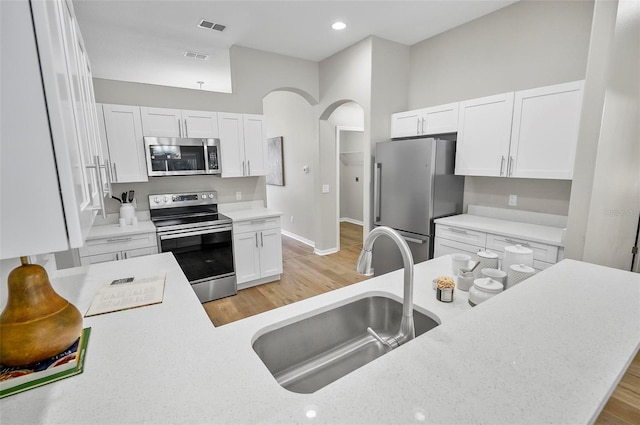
[144,137,221,177]
[149,191,236,302]
[372,137,464,276]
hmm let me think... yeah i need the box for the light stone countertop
[1,253,638,424]
[84,219,157,240]
[221,207,283,222]
[435,214,565,246]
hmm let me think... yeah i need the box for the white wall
[567,0,640,270]
[408,0,594,216]
[339,130,364,223]
[263,91,317,243]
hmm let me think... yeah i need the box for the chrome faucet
[356,226,415,348]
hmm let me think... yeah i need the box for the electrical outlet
[236,191,242,201]
[509,194,517,206]
[322,184,330,194]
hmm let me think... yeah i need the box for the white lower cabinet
[233,217,282,288]
[434,224,560,271]
[79,231,158,266]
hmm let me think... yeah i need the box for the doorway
[336,125,364,250]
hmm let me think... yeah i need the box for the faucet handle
[367,327,398,349]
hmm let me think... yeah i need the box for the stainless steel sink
[252,295,439,394]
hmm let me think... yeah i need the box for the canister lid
[504,244,533,255]
[477,250,499,259]
[473,278,504,293]
[509,264,536,273]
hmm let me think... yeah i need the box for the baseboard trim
[339,218,364,226]
[280,229,315,248]
[314,247,338,256]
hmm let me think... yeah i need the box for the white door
[140,107,182,137]
[259,228,283,277]
[182,110,219,138]
[390,110,422,138]
[422,102,459,135]
[243,114,267,176]
[102,104,148,182]
[509,81,584,179]
[233,232,261,284]
[455,92,515,177]
[218,112,245,177]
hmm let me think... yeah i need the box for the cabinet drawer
[233,217,281,233]
[435,224,486,248]
[433,237,481,258]
[79,246,158,266]
[485,233,559,264]
[79,232,157,257]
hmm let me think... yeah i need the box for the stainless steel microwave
[144,137,221,177]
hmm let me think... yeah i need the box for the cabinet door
[233,231,261,284]
[259,228,283,277]
[455,92,514,177]
[183,110,219,138]
[509,81,584,179]
[390,110,422,138]
[243,114,267,176]
[218,112,246,177]
[422,102,459,135]
[140,107,182,137]
[102,104,148,182]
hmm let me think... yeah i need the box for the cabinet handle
[500,156,505,176]
[505,238,530,247]
[508,156,514,176]
[416,119,420,135]
[104,159,113,197]
[106,237,133,243]
[422,118,426,134]
[250,219,266,224]
[255,233,259,248]
[115,252,120,261]
[184,119,188,137]
[242,160,246,176]
[112,162,118,182]
[260,231,264,247]
[447,227,468,234]
[248,160,251,176]
[123,252,128,259]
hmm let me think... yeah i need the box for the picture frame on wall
[266,136,284,186]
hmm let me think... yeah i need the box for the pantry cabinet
[218,113,268,177]
[390,102,459,138]
[97,103,148,183]
[1,0,107,258]
[140,107,219,138]
[455,81,584,179]
[233,217,282,287]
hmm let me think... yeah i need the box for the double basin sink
[252,295,439,394]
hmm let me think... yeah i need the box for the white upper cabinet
[455,81,584,180]
[455,92,515,177]
[140,107,218,138]
[218,112,267,177]
[100,103,148,183]
[391,102,459,138]
[509,81,584,179]
[1,0,106,258]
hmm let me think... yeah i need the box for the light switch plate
[322,184,330,194]
[508,194,517,206]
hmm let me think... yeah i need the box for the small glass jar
[435,276,455,303]
[468,278,503,306]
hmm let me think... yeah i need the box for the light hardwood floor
[202,222,639,422]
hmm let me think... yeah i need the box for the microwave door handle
[203,145,210,172]
[374,163,381,222]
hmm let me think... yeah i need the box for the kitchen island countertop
[1,253,638,424]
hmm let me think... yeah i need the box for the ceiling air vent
[198,19,226,32]
[183,51,209,60]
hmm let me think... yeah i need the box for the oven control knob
[163,196,169,203]
[153,196,160,204]
[201,194,207,199]
[208,193,215,199]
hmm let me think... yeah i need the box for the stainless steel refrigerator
[372,137,464,276]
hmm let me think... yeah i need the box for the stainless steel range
[149,191,236,303]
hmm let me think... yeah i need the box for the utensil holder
[119,204,135,225]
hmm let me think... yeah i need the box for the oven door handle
[158,226,231,240]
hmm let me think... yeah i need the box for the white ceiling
[73,0,518,93]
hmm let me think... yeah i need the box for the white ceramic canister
[119,203,136,225]
[450,253,471,275]
[502,244,534,272]
[456,269,475,292]
[481,268,507,286]
[468,278,504,306]
[474,251,499,278]
[506,264,536,289]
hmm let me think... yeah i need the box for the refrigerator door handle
[402,236,425,244]
[374,163,381,222]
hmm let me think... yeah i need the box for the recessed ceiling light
[332,21,346,30]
